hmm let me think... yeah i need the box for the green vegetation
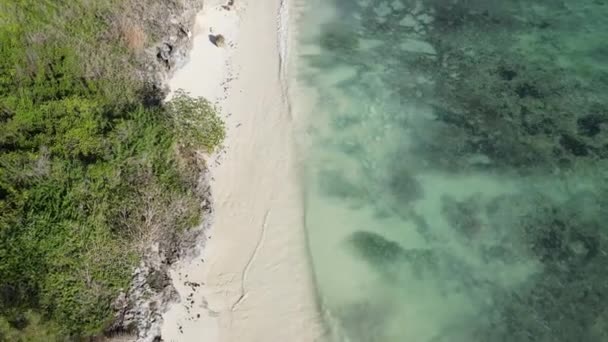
[0,0,223,340]
[169,90,225,152]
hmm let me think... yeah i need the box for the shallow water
[293,0,608,341]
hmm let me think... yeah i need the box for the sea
[292,0,608,341]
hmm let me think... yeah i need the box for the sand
[160,0,324,341]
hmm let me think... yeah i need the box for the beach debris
[185,281,201,290]
[209,34,226,47]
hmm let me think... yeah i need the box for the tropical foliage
[0,0,223,339]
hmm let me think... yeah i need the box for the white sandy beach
[160,0,324,341]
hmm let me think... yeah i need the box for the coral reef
[309,0,608,340]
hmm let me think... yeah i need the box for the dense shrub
[0,0,223,339]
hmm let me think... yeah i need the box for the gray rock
[105,1,216,335]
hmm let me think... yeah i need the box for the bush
[0,0,224,339]
[168,89,225,152]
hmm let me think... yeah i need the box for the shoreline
[160,0,324,341]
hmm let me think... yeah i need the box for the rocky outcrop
[106,2,216,340]
[124,0,205,89]
[109,244,178,342]
[109,169,213,341]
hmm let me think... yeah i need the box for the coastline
[161,0,324,341]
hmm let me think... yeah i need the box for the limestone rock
[210,34,226,47]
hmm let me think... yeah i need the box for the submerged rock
[319,24,360,53]
[334,300,393,342]
[346,231,439,279]
[441,195,485,238]
[348,231,406,264]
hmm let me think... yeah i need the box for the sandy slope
[160,0,324,341]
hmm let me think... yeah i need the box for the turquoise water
[294,0,608,341]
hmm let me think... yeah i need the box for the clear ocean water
[294,0,608,341]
